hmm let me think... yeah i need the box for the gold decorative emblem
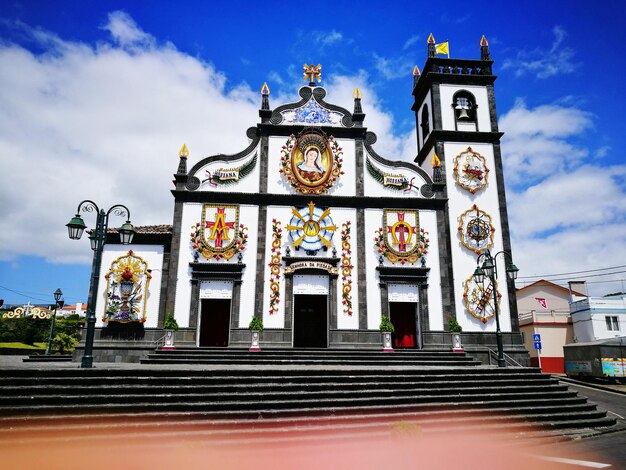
[303,64,322,83]
[286,202,337,255]
[463,274,501,324]
[103,250,151,323]
[458,204,495,255]
[280,128,343,194]
[191,205,248,260]
[453,147,489,194]
[375,210,429,265]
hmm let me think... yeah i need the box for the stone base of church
[74,327,530,365]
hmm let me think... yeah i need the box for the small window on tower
[420,105,430,141]
[452,90,478,131]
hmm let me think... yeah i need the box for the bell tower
[411,34,520,338]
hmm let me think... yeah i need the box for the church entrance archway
[292,274,329,348]
[389,302,418,349]
[199,298,230,347]
[293,294,328,348]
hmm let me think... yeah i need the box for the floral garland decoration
[374,227,429,265]
[190,223,248,261]
[268,219,282,315]
[340,221,354,315]
[279,134,344,194]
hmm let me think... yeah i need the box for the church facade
[91,36,527,361]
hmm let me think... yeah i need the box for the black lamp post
[472,249,519,367]
[66,200,135,368]
[45,289,64,356]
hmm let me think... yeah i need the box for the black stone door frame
[376,265,430,348]
[188,263,246,334]
[282,257,339,345]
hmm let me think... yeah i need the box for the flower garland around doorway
[340,221,353,316]
[268,219,282,315]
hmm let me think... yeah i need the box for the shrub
[379,316,395,333]
[51,333,78,354]
[248,316,263,332]
[163,314,179,331]
[448,316,463,333]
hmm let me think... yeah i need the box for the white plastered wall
[174,203,258,328]
[95,245,164,328]
[363,152,429,199]
[444,141,512,332]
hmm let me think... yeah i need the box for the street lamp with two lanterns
[66,201,136,368]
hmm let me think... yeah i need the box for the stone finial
[260,82,270,111]
[427,33,436,58]
[480,35,491,61]
[412,65,421,87]
[352,87,365,126]
[177,144,189,175]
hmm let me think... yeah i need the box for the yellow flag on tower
[435,41,449,57]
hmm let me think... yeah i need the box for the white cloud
[101,11,155,49]
[0,13,258,263]
[501,102,626,295]
[502,26,579,79]
[403,35,420,50]
[373,53,414,80]
[0,14,418,266]
[500,99,593,185]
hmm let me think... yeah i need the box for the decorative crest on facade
[453,147,489,193]
[458,204,495,255]
[286,201,337,255]
[280,129,343,194]
[463,274,501,323]
[191,205,248,260]
[375,210,429,265]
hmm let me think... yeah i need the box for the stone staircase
[0,349,617,445]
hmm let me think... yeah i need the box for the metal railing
[486,348,523,367]
[154,334,167,349]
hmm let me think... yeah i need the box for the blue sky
[1,0,626,306]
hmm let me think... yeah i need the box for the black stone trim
[186,127,261,185]
[253,206,268,320]
[492,142,519,332]
[188,262,246,329]
[282,256,339,347]
[376,266,430,283]
[356,209,367,329]
[104,232,171,246]
[431,83,443,131]
[364,132,434,186]
[415,130,504,165]
[164,201,184,326]
[171,190,448,210]
[269,86,355,128]
[257,123,367,139]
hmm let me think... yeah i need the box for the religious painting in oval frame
[453,147,489,194]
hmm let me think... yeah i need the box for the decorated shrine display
[375,210,429,265]
[453,147,489,194]
[280,128,343,194]
[458,204,495,254]
[286,202,337,255]
[191,204,249,260]
[103,251,151,323]
[463,274,501,324]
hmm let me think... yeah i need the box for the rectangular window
[605,316,620,331]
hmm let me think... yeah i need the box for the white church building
[87,35,528,362]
